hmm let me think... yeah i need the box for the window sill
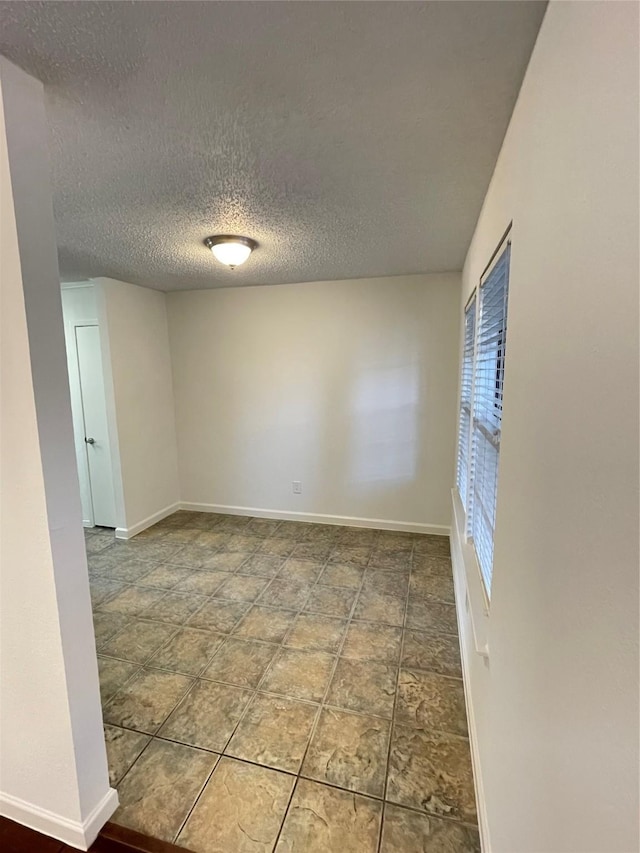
[450,489,490,659]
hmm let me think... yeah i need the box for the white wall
[96,277,180,536]
[0,58,116,847]
[167,274,460,531]
[451,3,639,852]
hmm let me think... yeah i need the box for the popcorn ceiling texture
[0,1,545,291]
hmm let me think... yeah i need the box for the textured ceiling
[0,1,546,291]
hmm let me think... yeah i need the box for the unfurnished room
[0,3,638,853]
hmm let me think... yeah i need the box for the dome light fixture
[204,234,257,269]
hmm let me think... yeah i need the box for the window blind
[468,242,510,595]
[456,295,476,507]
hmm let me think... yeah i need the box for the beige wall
[167,274,460,530]
[96,277,180,535]
[452,3,639,851]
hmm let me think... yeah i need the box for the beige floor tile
[97,656,140,704]
[387,725,477,823]
[405,600,458,635]
[86,533,115,554]
[256,537,297,557]
[88,550,126,574]
[319,562,364,589]
[212,574,271,602]
[159,679,252,750]
[246,518,283,536]
[92,611,129,648]
[261,648,335,702]
[413,536,451,558]
[326,658,397,718]
[380,803,480,853]
[188,599,251,633]
[328,545,371,567]
[234,605,298,643]
[99,585,166,617]
[149,626,226,675]
[409,573,455,604]
[142,591,209,625]
[335,528,378,547]
[304,585,356,619]
[368,550,412,572]
[90,579,128,609]
[276,779,382,853]
[396,669,467,736]
[257,578,313,610]
[284,613,347,653]
[361,569,410,597]
[204,550,254,571]
[129,541,184,563]
[226,693,318,772]
[178,756,294,853]
[194,530,231,549]
[167,545,232,569]
[101,619,177,664]
[203,637,279,688]
[135,564,193,589]
[106,558,158,584]
[289,542,332,561]
[114,739,217,842]
[278,558,325,583]
[103,725,150,785]
[173,570,231,596]
[160,527,203,545]
[104,668,193,734]
[341,622,402,663]
[241,553,287,576]
[402,629,462,677]
[352,588,405,626]
[222,534,262,553]
[377,536,414,553]
[302,707,390,797]
[411,554,453,576]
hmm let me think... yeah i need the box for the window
[456,235,511,597]
[456,294,476,508]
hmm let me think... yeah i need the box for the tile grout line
[375,537,415,853]
[269,527,381,851]
[164,524,351,846]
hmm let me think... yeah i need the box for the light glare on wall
[204,235,257,269]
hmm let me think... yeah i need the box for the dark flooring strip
[0,817,192,853]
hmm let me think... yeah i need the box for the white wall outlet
[292,480,302,495]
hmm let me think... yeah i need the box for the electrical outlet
[292,480,302,495]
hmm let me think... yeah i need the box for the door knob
[85,437,95,444]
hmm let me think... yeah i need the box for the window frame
[457,225,512,602]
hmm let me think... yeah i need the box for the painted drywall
[452,3,639,852]
[0,58,115,844]
[96,277,180,535]
[167,274,460,530]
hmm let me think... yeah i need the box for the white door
[75,325,117,527]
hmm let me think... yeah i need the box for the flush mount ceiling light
[204,235,257,269]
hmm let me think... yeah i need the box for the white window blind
[468,241,510,595]
[456,295,476,507]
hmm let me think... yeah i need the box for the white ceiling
[0,1,546,291]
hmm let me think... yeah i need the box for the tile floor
[88,511,479,853]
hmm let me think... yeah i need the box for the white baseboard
[115,502,181,540]
[450,492,490,851]
[0,787,118,850]
[179,501,450,536]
